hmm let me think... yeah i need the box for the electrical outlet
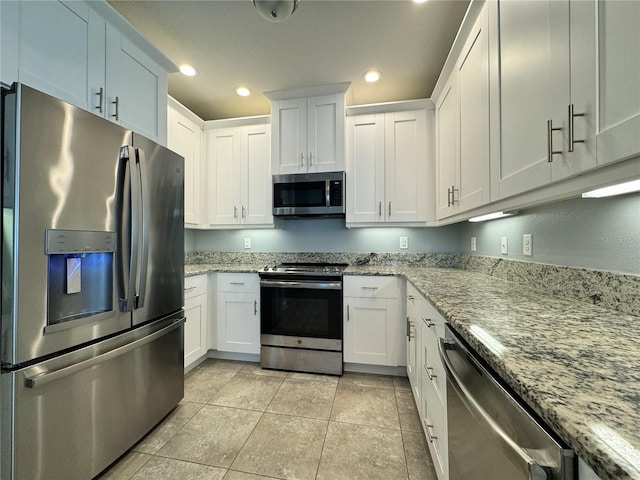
[501,236,508,255]
[471,236,477,252]
[400,236,409,249]
[244,237,252,249]
[523,234,533,256]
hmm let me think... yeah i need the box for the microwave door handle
[116,146,138,312]
[326,180,330,207]
[438,339,551,480]
[134,148,149,309]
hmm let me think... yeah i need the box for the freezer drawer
[1,318,184,480]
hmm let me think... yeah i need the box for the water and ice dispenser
[46,229,116,327]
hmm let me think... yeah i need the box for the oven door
[260,278,343,351]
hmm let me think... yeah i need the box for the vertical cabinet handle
[242,206,246,219]
[347,305,350,322]
[388,201,391,218]
[234,206,238,219]
[112,96,120,120]
[424,420,438,442]
[95,87,104,113]
[426,366,437,381]
[546,119,562,162]
[254,300,257,316]
[568,104,585,152]
[447,187,452,207]
[378,201,382,218]
[300,153,304,167]
[309,152,313,166]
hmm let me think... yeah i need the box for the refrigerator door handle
[117,145,139,312]
[24,318,185,389]
[134,148,150,309]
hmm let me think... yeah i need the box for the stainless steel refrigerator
[1,83,185,479]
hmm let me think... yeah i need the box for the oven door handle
[438,337,551,480]
[259,279,342,290]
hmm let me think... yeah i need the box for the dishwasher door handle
[438,338,550,480]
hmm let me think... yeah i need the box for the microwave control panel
[329,181,343,206]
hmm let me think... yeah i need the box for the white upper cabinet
[595,0,640,166]
[271,95,345,174]
[267,83,349,175]
[436,3,491,220]
[1,1,174,144]
[495,0,599,199]
[168,98,204,226]
[205,123,272,227]
[347,109,430,225]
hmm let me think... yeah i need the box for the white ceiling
[108,0,470,121]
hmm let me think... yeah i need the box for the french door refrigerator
[1,83,185,479]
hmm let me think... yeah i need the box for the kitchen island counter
[346,264,640,480]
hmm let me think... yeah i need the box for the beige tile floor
[98,359,438,480]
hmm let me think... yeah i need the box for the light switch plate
[471,236,477,252]
[501,236,508,255]
[400,237,408,249]
[523,233,533,256]
[244,237,252,249]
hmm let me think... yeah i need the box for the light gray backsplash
[193,218,464,253]
[461,194,640,275]
[187,193,639,275]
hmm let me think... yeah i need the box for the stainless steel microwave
[272,171,346,217]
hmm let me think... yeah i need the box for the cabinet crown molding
[264,82,351,102]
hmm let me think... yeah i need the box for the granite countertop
[186,262,640,480]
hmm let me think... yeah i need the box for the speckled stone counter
[347,264,640,480]
[185,254,639,479]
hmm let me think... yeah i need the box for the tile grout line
[312,376,341,479]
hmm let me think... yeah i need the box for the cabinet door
[595,0,640,166]
[346,114,385,223]
[207,128,241,225]
[168,106,203,225]
[184,294,207,368]
[385,110,428,222]
[16,1,93,110]
[241,124,272,225]
[457,5,491,212]
[105,25,163,141]
[436,77,459,220]
[344,297,400,366]
[307,95,345,172]
[271,98,307,174]
[421,369,448,480]
[216,292,260,354]
[407,315,421,407]
[497,0,570,198]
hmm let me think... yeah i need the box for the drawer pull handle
[426,366,437,381]
[184,286,197,292]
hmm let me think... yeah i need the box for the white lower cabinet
[343,276,404,367]
[216,273,260,354]
[406,281,448,480]
[184,275,208,369]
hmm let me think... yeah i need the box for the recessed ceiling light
[412,0,429,4]
[179,64,197,77]
[236,86,251,97]
[363,70,382,83]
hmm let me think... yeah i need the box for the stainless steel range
[258,263,347,375]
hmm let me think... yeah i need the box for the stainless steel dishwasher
[439,324,576,480]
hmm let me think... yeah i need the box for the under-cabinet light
[582,179,640,198]
[468,211,516,223]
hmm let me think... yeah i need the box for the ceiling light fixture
[412,0,429,3]
[363,70,381,83]
[179,64,197,77]
[468,211,517,223]
[581,179,640,198]
[236,86,251,97]
[252,0,300,23]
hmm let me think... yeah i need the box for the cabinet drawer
[217,273,259,293]
[184,274,207,299]
[344,275,399,299]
